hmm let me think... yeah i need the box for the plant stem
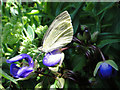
[60,47,69,52]
[91,45,105,61]
[98,48,105,61]
[73,36,84,45]
[35,71,56,79]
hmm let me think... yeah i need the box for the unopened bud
[91,31,99,43]
[83,30,91,41]
[77,33,84,40]
[81,25,88,31]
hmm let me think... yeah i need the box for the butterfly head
[38,46,45,53]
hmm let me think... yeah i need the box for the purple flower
[98,62,117,78]
[43,49,63,67]
[6,54,34,78]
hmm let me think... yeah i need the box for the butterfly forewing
[42,11,73,53]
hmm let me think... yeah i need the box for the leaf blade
[97,39,120,48]
[93,61,103,76]
[0,68,18,85]
[27,25,35,41]
[105,60,119,71]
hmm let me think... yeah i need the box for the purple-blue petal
[99,62,113,78]
[20,54,34,67]
[6,54,34,67]
[10,64,33,78]
[7,54,34,78]
[43,49,62,67]
[7,55,24,63]
[17,67,33,78]
[10,64,20,78]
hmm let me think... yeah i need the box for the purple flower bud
[6,54,34,78]
[43,49,62,67]
[98,62,117,78]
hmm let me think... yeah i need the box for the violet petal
[43,49,62,67]
[10,64,20,78]
[17,66,33,78]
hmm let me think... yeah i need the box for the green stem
[98,48,105,61]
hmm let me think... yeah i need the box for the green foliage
[93,61,103,77]
[35,25,48,41]
[2,21,22,45]
[0,69,18,85]
[1,1,120,89]
[105,60,118,71]
[50,77,65,88]
[26,25,35,41]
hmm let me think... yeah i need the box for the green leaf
[56,77,65,88]
[35,82,42,89]
[0,84,5,90]
[10,7,18,16]
[93,61,103,76]
[34,15,40,25]
[0,68,18,85]
[105,60,119,71]
[50,84,56,89]
[73,55,86,72]
[51,77,65,89]
[84,2,94,11]
[97,39,120,48]
[27,25,35,41]
[91,31,99,43]
[97,2,115,16]
[27,10,39,15]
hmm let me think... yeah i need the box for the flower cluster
[6,54,34,78]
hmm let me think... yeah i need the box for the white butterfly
[39,11,73,53]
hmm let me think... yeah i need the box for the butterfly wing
[42,11,73,53]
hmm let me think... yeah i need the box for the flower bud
[98,62,117,79]
[77,33,84,40]
[83,30,91,41]
[81,25,88,31]
[91,31,99,43]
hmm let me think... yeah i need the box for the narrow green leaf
[73,55,86,72]
[97,2,114,15]
[27,10,39,15]
[0,68,18,85]
[97,39,120,48]
[93,61,103,76]
[72,17,80,34]
[99,33,120,39]
[64,79,68,88]
[105,60,119,71]
[27,25,35,41]
[34,15,40,24]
